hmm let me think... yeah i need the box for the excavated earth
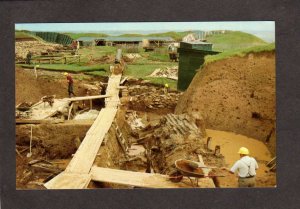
[175,51,276,155]
[15,51,276,189]
[15,67,185,189]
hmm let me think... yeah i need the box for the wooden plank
[198,154,211,176]
[44,172,91,189]
[16,119,64,124]
[67,95,110,102]
[65,108,117,174]
[105,74,122,108]
[44,73,123,189]
[91,166,215,188]
[67,102,74,120]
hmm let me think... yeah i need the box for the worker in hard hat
[164,83,169,95]
[64,72,76,98]
[226,147,259,187]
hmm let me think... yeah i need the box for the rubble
[15,40,63,61]
[127,85,181,111]
[148,66,178,80]
[134,113,224,175]
[74,109,100,120]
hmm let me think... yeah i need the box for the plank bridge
[44,73,122,189]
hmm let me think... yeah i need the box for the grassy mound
[15,31,40,40]
[64,33,109,39]
[204,43,275,64]
[206,31,267,52]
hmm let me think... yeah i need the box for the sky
[15,21,275,42]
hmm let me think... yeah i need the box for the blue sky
[15,21,275,42]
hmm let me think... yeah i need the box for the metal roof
[77,37,100,41]
[77,36,174,42]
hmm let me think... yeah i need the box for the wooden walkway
[44,74,122,189]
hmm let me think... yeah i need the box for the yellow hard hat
[63,72,68,76]
[238,147,249,155]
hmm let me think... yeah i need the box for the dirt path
[206,129,276,187]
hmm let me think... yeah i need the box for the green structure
[31,32,73,46]
[177,41,219,91]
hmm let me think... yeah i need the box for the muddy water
[206,129,272,177]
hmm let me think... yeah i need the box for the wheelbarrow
[174,159,227,187]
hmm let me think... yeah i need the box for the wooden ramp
[91,166,215,188]
[44,74,122,189]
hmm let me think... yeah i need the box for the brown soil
[15,51,276,188]
[15,67,102,105]
[175,52,276,155]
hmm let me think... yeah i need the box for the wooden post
[206,137,212,150]
[68,103,74,120]
[64,57,67,64]
[89,100,92,110]
[214,145,221,156]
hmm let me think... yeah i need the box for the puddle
[206,129,272,176]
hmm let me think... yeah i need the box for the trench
[16,109,276,189]
[15,67,276,189]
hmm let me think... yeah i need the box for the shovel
[27,125,33,158]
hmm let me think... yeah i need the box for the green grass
[119,31,191,41]
[143,77,177,89]
[204,43,275,64]
[125,64,162,78]
[17,63,109,73]
[79,46,117,61]
[64,33,108,39]
[147,31,191,41]
[124,63,178,90]
[206,31,267,52]
[15,31,40,40]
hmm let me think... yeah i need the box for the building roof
[77,36,174,42]
[77,37,99,41]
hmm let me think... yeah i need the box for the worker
[223,147,258,187]
[64,72,76,98]
[164,83,169,95]
[33,65,39,78]
[76,41,80,54]
[26,51,32,65]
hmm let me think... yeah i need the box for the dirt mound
[15,68,94,105]
[175,51,276,154]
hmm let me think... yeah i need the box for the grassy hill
[64,33,109,39]
[204,42,275,64]
[206,31,267,52]
[63,31,191,41]
[119,31,191,41]
[15,31,40,40]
